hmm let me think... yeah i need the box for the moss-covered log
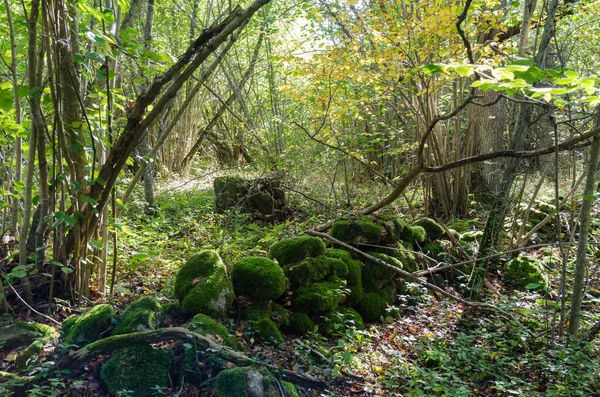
[56,327,327,390]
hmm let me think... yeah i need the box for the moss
[289,312,315,335]
[357,292,385,322]
[412,218,444,241]
[66,304,115,345]
[293,282,340,314]
[231,256,286,302]
[331,219,355,244]
[346,259,364,304]
[377,282,398,305]
[423,241,444,258]
[216,367,288,397]
[249,318,283,344]
[282,382,300,397]
[61,315,79,335]
[504,256,550,290]
[181,272,234,318]
[270,303,290,326]
[329,257,348,279]
[400,225,414,243]
[100,344,172,396]
[246,301,272,321]
[187,314,241,350]
[111,297,162,336]
[325,249,363,304]
[14,324,58,369]
[270,236,325,265]
[216,367,248,396]
[356,220,382,243]
[411,226,426,243]
[174,250,226,302]
[324,248,353,263]
[342,307,365,330]
[285,255,332,288]
[362,253,401,291]
[392,248,419,273]
[460,230,483,243]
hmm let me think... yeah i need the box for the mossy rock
[377,282,398,306]
[331,219,356,244]
[325,249,363,304]
[61,315,78,335]
[293,281,341,314]
[324,248,353,263]
[422,241,446,258]
[270,303,290,327]
[232,257,286,302]
[460,230,483,243]
[356,219,383,243]
[215,367,298,397]
[412,218,444,241]
[362,253,401,291]
[249,318,283,344]
[100,344,172,396]
[181,272,234,318]
[187,314,242,350]
[401,225,426,244]
[1,323,59,370]
[289,312,315,335]
[285,255,333,288]
[391,248,419,273]
[504,256,550,290]
[342,307,365,330]
[357,292,385,322]
[174,250,226,302]
[1,322,56,351]
[66,304,115,345]
[331,218,383,244]
[111,297,162,336]
[270,236,325,265]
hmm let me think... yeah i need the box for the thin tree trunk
[469,0,560,297]
[568,119,600,337]
[4,0,23,238]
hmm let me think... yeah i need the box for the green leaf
[90,239,104,249]
[132,252,149,261]
[61,266,74,274]
[10,270,27,278]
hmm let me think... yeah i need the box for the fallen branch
[307,230,513,318]
[56,327,327,390]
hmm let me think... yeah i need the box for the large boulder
[174,251,234,318]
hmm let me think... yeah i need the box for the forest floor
[2,176,600,396]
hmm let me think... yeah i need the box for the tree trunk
[568,126,600,336]
[469,0,560,297]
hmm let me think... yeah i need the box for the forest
[1,0,600,395]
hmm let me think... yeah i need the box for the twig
[5,280,61,325]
